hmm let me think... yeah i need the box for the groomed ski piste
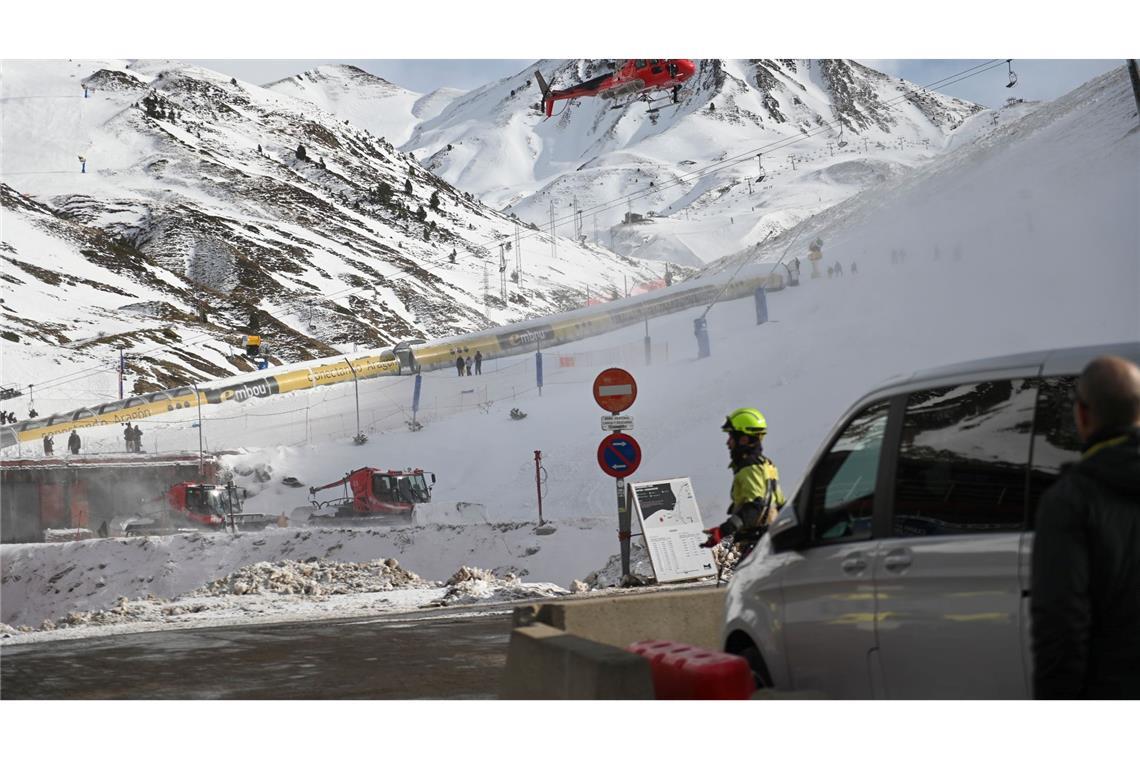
[2,65,1137,644]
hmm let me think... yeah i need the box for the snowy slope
[3,65,1135,640]
[1,59,666,407]
[404,59,986,264]
[262,65,463,147]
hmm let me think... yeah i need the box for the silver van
[722,341,1140,699]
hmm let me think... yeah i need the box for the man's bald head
[1076,355,1140,438]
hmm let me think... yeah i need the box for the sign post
[594,368,640,581]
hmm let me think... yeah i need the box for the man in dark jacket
[67,429,81,455]
[1032,355,1140,699]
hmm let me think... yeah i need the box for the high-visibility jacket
[720,457,785,538]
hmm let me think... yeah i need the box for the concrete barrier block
[500,623,655,700]
[513,588,727,651]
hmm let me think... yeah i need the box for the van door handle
[883,548,912,572]
[841,553,867,574]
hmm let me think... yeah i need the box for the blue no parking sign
[597,432,642,479]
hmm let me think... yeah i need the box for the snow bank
[0,518,617,631]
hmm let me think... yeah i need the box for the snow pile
[433,565,569,606]
[0,519,615,633]
[579,542,656,589]
[189,557,427,597]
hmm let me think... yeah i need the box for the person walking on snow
[474,350,483,375]
[67,429,81,455]
[456,356,465,377]
[700,408,786,561]
[43,435,54,455]
[465,355,473,376]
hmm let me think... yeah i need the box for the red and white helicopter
[534,59,697,118]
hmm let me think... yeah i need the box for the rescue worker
[701,408,785,557]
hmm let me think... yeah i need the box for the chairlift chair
[1006,60,1018,89]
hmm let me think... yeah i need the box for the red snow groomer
[123,482,277,536]
[291,467,436,526]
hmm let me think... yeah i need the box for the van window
[892,379,1036,536]
[809,400,891,544]
[1027,375,1081,526]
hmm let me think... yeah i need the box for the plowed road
[1,608,513,699]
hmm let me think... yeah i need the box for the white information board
[628,477,716,583]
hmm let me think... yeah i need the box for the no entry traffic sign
[597,432,642,478]
[593,367,638,413]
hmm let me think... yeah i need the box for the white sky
[3,0,1131,108]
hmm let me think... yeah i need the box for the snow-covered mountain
[0,60,668,402]
[404,59,990,265]
[263,64,463,147]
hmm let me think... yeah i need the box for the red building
[1,453,219,543]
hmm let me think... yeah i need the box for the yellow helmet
[722,408,767,436]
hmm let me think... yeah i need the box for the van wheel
[737,644,774,690]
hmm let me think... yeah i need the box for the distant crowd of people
[41,429,83,455]
[38,424,144,456]
[455,350,483,377]
[123,422,144,453]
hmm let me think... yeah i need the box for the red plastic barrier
[627,640,754,700]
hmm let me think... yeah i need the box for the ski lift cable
[18,60,1010,398]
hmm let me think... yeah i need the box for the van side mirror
[430,473,436,484]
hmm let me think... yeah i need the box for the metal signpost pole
[342,358,366,444]
[228,482,237,535]
[617,476,630,577]
[644,319,651,366]
[594,368,641,584]
[534,450,544,525]
[191,382,204,478]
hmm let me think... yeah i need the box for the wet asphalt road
[1,609,514,699]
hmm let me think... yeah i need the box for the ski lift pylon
[1006,60,1018,89]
